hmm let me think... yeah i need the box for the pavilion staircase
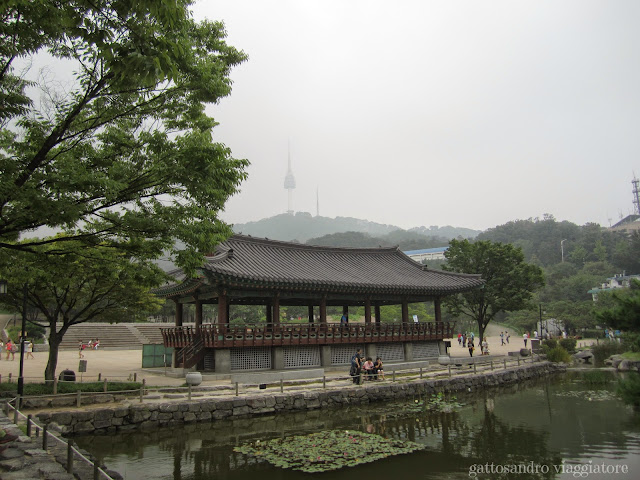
[176,336,204,369]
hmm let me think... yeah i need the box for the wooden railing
[162,322,454,349]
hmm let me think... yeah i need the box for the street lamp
[561,239,567,263]
[18,282,28,402]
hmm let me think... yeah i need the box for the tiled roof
[156,235,483,297]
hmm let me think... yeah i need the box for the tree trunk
[44,327,64,382]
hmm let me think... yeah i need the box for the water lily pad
[234,430,425,473]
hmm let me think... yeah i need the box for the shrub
[0,381,141,395]
[559,338,577,353]
[617,372,640,410]
[591,342,627,367]
[546,346,572,363]
[543,338,558,350]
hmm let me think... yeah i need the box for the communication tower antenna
[633,174,640,215]
[283,142,296,214]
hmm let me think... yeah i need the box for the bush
[542,338,558,350]
[617,372,640,410]
[559,338,577,353]
[591,342,627,367]
[0,381,141,395]
[546,346,572,363]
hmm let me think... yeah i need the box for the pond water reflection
[75,373,640,479]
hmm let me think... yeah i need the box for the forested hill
[305,230,451,250]
[232,212,480,243]
[477,215,639,272]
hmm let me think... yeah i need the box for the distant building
[588,272,640,301]
[609,214,640,234]
[403,247,448,263]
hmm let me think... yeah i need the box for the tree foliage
[0,239,166,380]
[0,1,248,273]
[442,239,545,342]
[595,279,640,332]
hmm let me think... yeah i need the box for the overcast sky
[193,0,640,231]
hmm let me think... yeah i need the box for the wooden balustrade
[161,322,454,349]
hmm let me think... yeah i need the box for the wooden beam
[273,293,280,324]
[320,295,327,323]
[364,297,371,324]
[308,305,314,323]
[195,298,203,328]
[374,304,381,324]
[434,297,442,323]
[174,300,183,327]
[401,299,409,324]
[217,291,227,326]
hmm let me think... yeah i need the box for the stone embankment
[35,362,564,435]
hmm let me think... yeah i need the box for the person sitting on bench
[362,357,375,380]
[373,357,384,380]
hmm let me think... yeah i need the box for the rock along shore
[36,362,565,436]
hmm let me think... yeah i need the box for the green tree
[442,239,545,343]
[1,1,248,273]
[0,240,165,381]
[596,279,640,332]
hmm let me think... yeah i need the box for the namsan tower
[283,144,296,214]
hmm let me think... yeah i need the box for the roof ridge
[228,234,398,254]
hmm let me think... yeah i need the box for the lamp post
[18,282,28,401]
[561,239,567,263]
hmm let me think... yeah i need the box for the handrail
[4,399,114,480]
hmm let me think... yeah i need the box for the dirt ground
[0,330,597,388]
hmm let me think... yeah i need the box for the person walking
[523,332,528,348]
[78,341,85,358]
[5,340,14,361]
[468,337,475,357]
[500,332,505,346]
[26,340,35,359]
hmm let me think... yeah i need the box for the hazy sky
[193,0,640,231]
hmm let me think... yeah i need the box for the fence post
[392,370,396,382]
[448,365,451,378]
[43,424,48,451]
[98,373,101,381]
[76,390,82,408]
[490,361,494,371]
[93,461,100,480]
[140,385,144,403]
[103,379,108,393]
[0,374,2,384]
[517,357,521,367]
[235,382,238,396]
[280,379,284,393]
[13,397,19,424]
[420,367,423,379]
[134,373,137,382]
[53,377,58,395]
[27,414,32,437]
[504,359,507,370]
[8,373,12,383]
[187,385,191,402]
[473,363,477,374]
[67,440,74,473]
[323,375,326,389]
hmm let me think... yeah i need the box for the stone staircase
[56,322,177,349]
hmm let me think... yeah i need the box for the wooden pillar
[374,305,381,324]
[364,298,371,324]
[320,295,327,323]
[174,300,183,327]
[195,298,203,328]
[226,302,230,326]
[342,305,349,322]
[217,291,227,326]
[266,302,272,324]
[434,297,442,323]
[273,293,280,324]
[308,305,314,324]
[401,299,409,324]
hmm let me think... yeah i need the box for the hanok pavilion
[158,235,483,373]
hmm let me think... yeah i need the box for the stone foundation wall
[35,363,565,435]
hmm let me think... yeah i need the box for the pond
[75,372,640,479]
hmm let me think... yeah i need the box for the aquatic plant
[233,430,425,473]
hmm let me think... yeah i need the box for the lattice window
[412,341,440,359]
[230,347,271,371]
[330,344,365,365]
[203,352,215,370]
[376,343,405,362]
[284,346,321,369]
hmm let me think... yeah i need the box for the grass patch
[581,370,615,385]
[0,381,141,395]
[621,352,640,361]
